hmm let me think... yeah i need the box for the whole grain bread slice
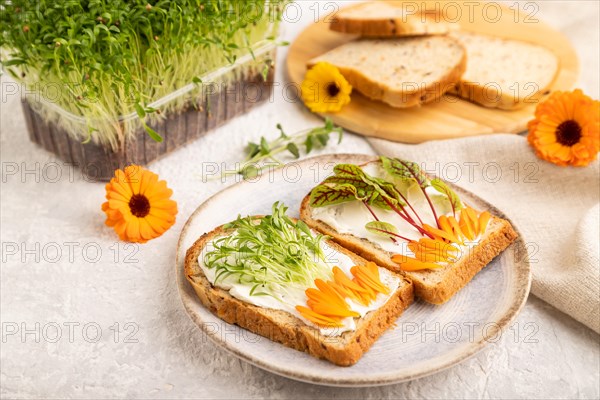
[308,36,466,108]
[185,223,414,366]
[330,1,455,37]
[300,196,518,305]
[449,31,559,110]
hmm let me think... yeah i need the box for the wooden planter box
[22,55,275,181]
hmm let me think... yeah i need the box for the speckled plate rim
[176,153,532,387]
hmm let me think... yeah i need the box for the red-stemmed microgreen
[311,163,431,239]
[365,221,412,242]
[380,156,441,228]
[430,178,464,217]
[309,157,464,245]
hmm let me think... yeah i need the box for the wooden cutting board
[286,1,579,143]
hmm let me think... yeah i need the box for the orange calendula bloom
[102,165,177,243]
[301,62,352,113]
[527,89,599,167]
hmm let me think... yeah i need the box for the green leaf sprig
[203,202,332,298]
[218,118,343,180]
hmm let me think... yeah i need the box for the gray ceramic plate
[176,154,531,387]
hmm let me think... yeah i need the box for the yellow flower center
[555,119,582,147]
[129,194,150,218]
[326,82,340,98]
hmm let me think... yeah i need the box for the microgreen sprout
[204,202,333,298]
[0,0,289,148]
[310,157,465,243]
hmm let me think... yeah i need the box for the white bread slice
[185,223,414,366]
[330,2,455,37]
[300,196,518,305]
[449,31,559,110]
[308,36,466,108]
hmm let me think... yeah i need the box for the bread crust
[185,223,414,366]
[450,81,553,110]
[308,38,467,108]
[330,3,453,37]
[300,195,518,305]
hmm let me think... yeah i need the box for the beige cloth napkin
[368,134,600,333]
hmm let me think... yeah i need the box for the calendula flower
[102,165,177,243]
[301,62,352,113]
[527,89,600,166]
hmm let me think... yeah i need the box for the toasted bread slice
[330,2,454,37]
[308,36,466,108]
[185,224,414,366]
[449,31,559,110]
[300,196,518,305]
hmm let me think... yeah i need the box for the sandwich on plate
[185,202,413,366]
[185,156,518,365]
[300,156,518,304]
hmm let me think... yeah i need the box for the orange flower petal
[124,165,142,194]
[125,217,141,241]
[296,306,343,327]
[106,190,131,203]
[139,170,158,195]
[109,178,133,200]
[114,220,128,238]
[478,212,491,236]
[333,266,367,293]
[145,214,172,232]
[144,179,168,198]
[138,218,156,240]
[107,198,129,212]
[351,265,389,295]
[149,207,177,222]
[149,198,177,210]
